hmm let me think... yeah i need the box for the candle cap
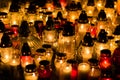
[0,33,12,47]
[97,29,108,43]
[97,10,107,21]
[34,20,43,33]
[100,49,111,57]
[9,2,20,12]
[36,48,46,53]
[56,11,63,20]
[113,25,120,35]
[42,44,52,49]
[105,0,114,8]
[66,1,77,11]
[25,64,36,73]
[82,32,94,46]
[19,20,30,37]
[27,2,37,14]
[76,2,82,10]
[67,59,77,64]
[0,12,7,18]
[21,42,31,56]
[45,16,54,30]
[56,52,66,60]
[0,20,5,33]
[88,58,98,66]
[62,22,75,36]
[87,0,95,6]
[39,60,50,66]
[78,10,88,23]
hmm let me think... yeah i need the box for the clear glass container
[34,48,46,67]
[60,59,78,80]
[42,44,53,63]
[54,52,66,78]
[81,32,94,62]
[24,64,38,80]
[0,33,13,64]
[88,58,101,80]
[78,62,91,80]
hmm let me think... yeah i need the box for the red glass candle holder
[38,60,52,79]
[99,49,112,70]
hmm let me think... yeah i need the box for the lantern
[42,16,58,44]
[34,48,46,67]
[20,42,33,68]
[67,1,79,23]
[24,64,38,80]
[95,0,105,11]
[100,70,113,80]
[81,32,94,62]
[78,62,91,80]
[95,29,109,59]
[113,24,120,41]
[42,44,53,63]
[97,10,107,35]
[0,33,13,64]
[10,53,20,66]
[26,3,37,25]
[9,3,21,26]
[99,49,112,71]
[86,0,95,17]
[88,58,101,80]
[77,10,89,42]
[38,60,52,79]
[0,20,5,43]
[59,22,75,59]
[60,59,78,80]
[112,40,120,67]
[104,0,115,21]
[54,52,66,78]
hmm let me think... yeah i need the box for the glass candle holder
[54,52,66,78]
[24,64,38,80]
[95,29,109,59]
[11,25,19,38]
[42,44,53,63]
[0,20,5,43]
[88,58,101,80]
[34,48,46,68]
[38,60,52,79]
[78,62,91,80]
[77,10,89,42]
[99,49,112,71]
[112,40,120,67]
[9,53,20,66]
[20,42,33,68]
[81,32,94,62]
[0,33,13,64]
[60,59,78,80]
